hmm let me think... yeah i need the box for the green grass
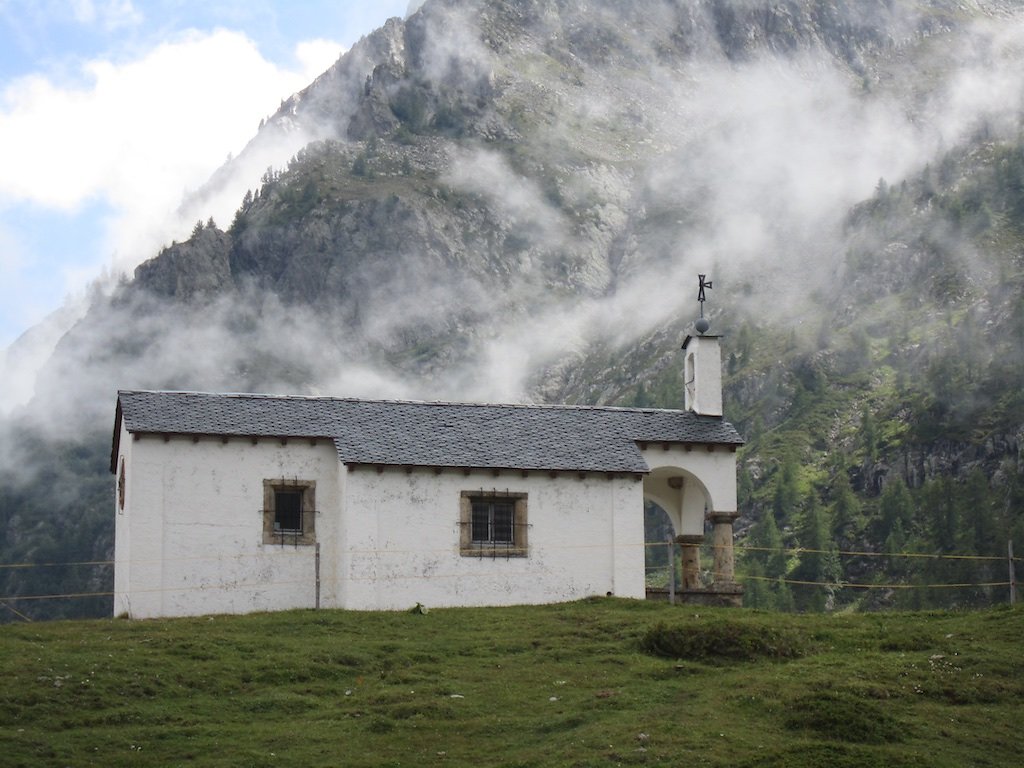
[1,599,1022,767]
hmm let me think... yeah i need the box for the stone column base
[679,584,744,608]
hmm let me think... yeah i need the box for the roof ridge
[117,389,689,415]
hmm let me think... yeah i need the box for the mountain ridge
[2,0,1023,619]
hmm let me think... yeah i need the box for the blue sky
[0,0,412,348]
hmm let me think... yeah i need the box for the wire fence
[645,540,1019,597]
[1,539,1019,616]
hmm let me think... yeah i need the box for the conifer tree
[831,475,862,544]
[879,477,913,540]
[743,512,789,610]
[772,456,800,523]
[962,468,996,556]
[884,519,907,575]
[921,477,958,552]
[861,406,878,461]
[754,511,787,579]
[775,576,796,612]
[794,493,841,610]
[742,559,772,609]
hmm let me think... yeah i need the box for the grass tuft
[640,616,808,661]
[784,691,906,743]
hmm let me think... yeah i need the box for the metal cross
[697,274,712,318]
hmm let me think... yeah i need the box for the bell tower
[682,333,723,416]
[681,274,723,417]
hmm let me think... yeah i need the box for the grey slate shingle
[114,390,744,474]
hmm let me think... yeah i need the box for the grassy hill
[2,599,1021,767]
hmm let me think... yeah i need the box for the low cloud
[443,148,568,246]
[0,25,343,396]
[932,16,1024,146]
[416,6,1024,401]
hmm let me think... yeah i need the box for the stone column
[710,512,739,585]
[675,534,704,591]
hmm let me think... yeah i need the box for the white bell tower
[682,274,723,417]
[682,334,723,416]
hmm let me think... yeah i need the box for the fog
[426,2,1024,397]
[3,0,1024,466]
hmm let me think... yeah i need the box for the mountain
[2,0,1023,620]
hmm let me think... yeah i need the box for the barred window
[460,491,527,557]
[471,498,514,544]
[263,480,316,545]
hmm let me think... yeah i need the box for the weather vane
[696,274,712,334]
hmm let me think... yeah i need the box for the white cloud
[0,25,343,261]
[70,0,142,30]
[0,29,335,207]
[294,37,344,78]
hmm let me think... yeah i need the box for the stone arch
[639,450,742,602]
[643,465,713,538]
[642,466,715,595]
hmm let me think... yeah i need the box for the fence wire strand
[1,539,1018,604]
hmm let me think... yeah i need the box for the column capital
[709,511,739,525]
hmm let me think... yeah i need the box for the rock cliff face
[133,224,233,300]
[3,0,1024,618]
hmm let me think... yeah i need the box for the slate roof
[113,390,744,474]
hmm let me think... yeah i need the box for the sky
[0,0,414,349]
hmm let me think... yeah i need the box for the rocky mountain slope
[1,0,1022,619]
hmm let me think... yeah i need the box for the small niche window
[685,351,696,411]
[117,457,126,512]
[460,491,528,557]
[263,480,316,545]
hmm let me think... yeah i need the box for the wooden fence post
[315,542,321,610]
[1009,540,1016,606]
[667,535,675,605]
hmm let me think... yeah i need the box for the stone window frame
[262,479,316,546]
[459,490,528,558]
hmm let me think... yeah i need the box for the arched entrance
[639,449,743,606]
[643,499,676,595]
[644,467,710,596]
